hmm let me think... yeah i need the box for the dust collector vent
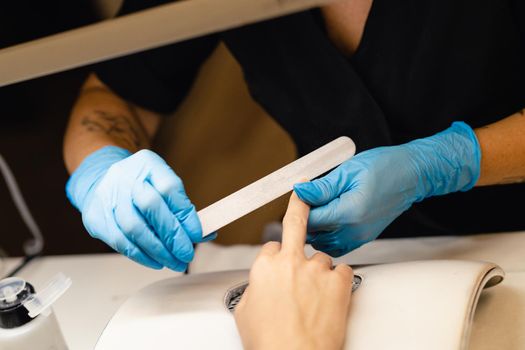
[225,282,248,313]
[224,275,362,313]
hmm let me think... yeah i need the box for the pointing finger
[281,191,310,256]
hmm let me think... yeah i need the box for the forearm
[474,108,525,186]
[63,73,161,174]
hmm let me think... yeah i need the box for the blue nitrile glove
[66,146,216,271]
[293,122,481,257]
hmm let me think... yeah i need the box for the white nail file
[197,137,356,237]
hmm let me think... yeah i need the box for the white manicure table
[3,230,525,350]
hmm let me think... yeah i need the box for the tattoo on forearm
[81,110,145,150]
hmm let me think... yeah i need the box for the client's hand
[234,191,354,350]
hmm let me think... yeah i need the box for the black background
[0,1,113,256]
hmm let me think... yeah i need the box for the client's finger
[259,241,281,256]
[281,191,310,255]
[309,252,333,269]
[334,264,354,283]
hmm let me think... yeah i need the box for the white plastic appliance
[95,260,504,350]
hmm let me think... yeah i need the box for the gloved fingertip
[311,241,326,253]
[123,245,164,270]
[149,263,164,270]
[136,257,163,270]
[310,242,343,258]
[168,261,188,273]
[201,232,218,242]
[325,248,347,258]
[184,213,204,243]
[293,182,319,204]
[327,241,367,258]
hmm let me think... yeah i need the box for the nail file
[197,136,356,237]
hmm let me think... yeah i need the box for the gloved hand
[293,122,481,257]
[66,146,215,271]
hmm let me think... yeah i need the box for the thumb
[293,167,347,206]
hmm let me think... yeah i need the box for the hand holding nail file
[66,137,355,271]
[197,136,356,238]
[66,148,203,272]
[294,122,481,257]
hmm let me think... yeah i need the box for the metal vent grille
[224,275,362,313]
[225,282,248,313]
[352,274,362,291]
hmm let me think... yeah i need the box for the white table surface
[2,230,525,350]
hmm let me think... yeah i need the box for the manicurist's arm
[64,73,213,272]
[474,108,525,185]
[64,73,160,173]
[293,107,525,256]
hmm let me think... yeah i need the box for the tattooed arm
[63,73,203,271]
[64,73,161,173]
[474,108,525,186]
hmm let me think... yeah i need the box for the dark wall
[0,2,113,256]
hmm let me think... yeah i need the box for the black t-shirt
[96,0,525,238]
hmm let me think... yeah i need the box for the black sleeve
[221,10,391,156]
[511,0,525,46]
[94,0,219,114]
